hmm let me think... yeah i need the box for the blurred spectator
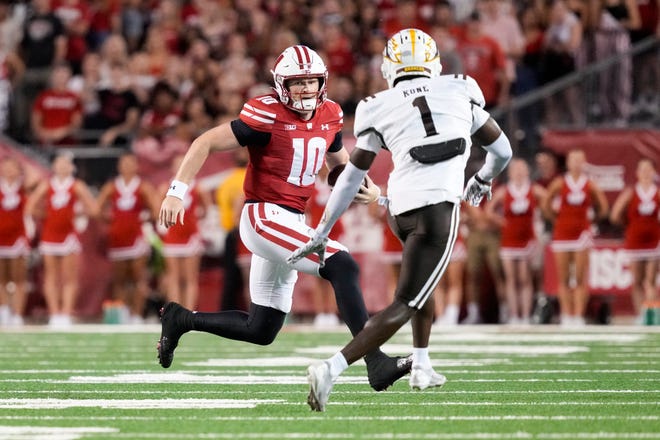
[0,40,25,133]
[0,156,31,326]
[456,11,510,109]
[215,148,249,311]
[12,0,67,143]
[478,0,525,87]
[487,158,548,324]
[381,0,430,36]
[610,158,659,323]
[179,94,214,141]
[629,0,659,121]
[463,202,507,323]
[120,0,150,53]
[319,21,355,76]
[25,153,97,327]
[428,25,463,75]
[151,0,182,55]
[0,1,26,54]
[542,149,608,326]
[158,155,211,310]
[52,0,92,74]
[85,61,140,148]
[87,0,121,51]
[128,51,158,105]
[132,81,185,169]
[195,0,238,57]
[96,152,157,324]
[67,52,101,124]
[540,0,584,126]
[589,0,640,125]
[98,33,129,83]
[31,63,83,148]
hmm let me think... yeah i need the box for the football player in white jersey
[289,28,513,411]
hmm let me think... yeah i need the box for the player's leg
[517,258,534,323]
[642,258,658,305]
[553,250,571,323]
[501,257,518,322]
[42,254,61,318]
[180,254,201,311]
[129,254,149,321]
[573,248,589,323]
[8,255,28,325]
[60,252,80,320]
[338,203,458,378]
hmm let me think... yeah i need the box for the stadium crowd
[0,0,658,327]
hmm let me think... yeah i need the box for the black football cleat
[366,353,413,391]
[157,302,191,368]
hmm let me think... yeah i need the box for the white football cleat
[307,361,334,411]
[409,366,447,391]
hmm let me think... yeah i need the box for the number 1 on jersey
[412,96,438,137]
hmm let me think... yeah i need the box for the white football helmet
[271,45,328,112]
[381,28,442,88]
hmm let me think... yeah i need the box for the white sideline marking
[64,373,362,385]
[0,426,117,440]
[298,344,588,355]
[0,398,283,409]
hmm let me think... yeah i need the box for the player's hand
[159,196,185,228]
[287,233,329,267]
[462,174,492,207]
[353,174,381,204]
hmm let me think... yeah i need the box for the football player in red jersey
[157,45,411,391]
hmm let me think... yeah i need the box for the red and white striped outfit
[0,179,29,258]
[551,174,594,252]
[107,176,150,261]
[39,177,81,256]
[499,181,538,259]
[623,184,660,261]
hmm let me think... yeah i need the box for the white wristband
[166,180,189,200]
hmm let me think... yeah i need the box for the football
[326,164,346,187]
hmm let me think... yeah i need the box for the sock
[444,304,459,323]
[412,347,431,369]
[327,352,348,380]
[467,302,479,318]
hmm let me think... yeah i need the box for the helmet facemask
[271,45,328,112]
[381,28,442,88]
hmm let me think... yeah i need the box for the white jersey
[354,74,490,215]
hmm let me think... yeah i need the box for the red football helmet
[271,45,328,112]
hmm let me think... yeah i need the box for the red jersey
[41,177,77,243]
[162,185,200,244]
[239,95,343,213]
[624,184,660,251]
[500,182,535,248]
[108,177,147,249]
[0,179,26,246]
[307,182,344,240]
[553,174,593,241]
[33,90,82,130]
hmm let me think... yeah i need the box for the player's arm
[326,142,380,204]
[541,177,563,222]
[160,121,246,228]
[609,187,633,226]
[74,180,100,218]
[590,180,609,220]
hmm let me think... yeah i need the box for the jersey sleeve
[465,75,486,108]
[238,95,279,132]
[353,99,384,154]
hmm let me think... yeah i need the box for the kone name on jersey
[402,85,430,98]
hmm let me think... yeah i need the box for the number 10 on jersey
[287,137,327,187]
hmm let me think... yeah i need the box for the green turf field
[0,324,659,440]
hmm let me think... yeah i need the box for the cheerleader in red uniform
[543,150,608,326]
[307,168,344,326]
[26,154,97,326]
[0,157,32,326]
[487,159,547,324]
[97,153,157,323]
[433,223,467,326]
[610,158,660,322]
[158,156,211,310]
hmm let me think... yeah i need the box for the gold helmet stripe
[409,28,416,58]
